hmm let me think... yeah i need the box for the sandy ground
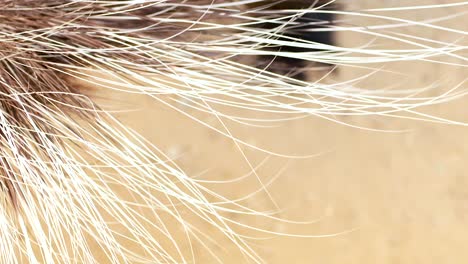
[83,1,468,263]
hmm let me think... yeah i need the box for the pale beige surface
[88,2,467,263]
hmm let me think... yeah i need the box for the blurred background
[91,1,468,263]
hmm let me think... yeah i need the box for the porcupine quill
[0,1,466,263]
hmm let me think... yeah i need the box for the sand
[83,1,468,263]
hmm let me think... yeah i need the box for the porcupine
[0,0,466,263]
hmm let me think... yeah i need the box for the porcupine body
[0,0,467,263]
